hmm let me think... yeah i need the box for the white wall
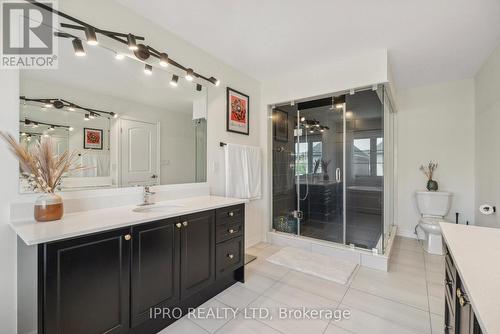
[0,70,20,334]
[262,49,389,105]
[475,44,500,228]
[0,0,263,332]
[396,80,475,237]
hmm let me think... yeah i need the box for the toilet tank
[416,191,452,217]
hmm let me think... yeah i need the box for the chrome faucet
[141,185,156,206]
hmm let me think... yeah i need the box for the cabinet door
[42,228,131,334]
[131,218,180,327]
[180,210,215,299]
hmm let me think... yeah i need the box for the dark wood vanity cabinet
[130,218,180,327]
[179,211,216,299]
[444,243,483,334]
[38,205,244,334]
[41,228,131,334]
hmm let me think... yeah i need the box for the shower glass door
[296,100,344,243]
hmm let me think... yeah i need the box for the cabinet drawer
[216,221,243,243]
[216,204,244,225]
[216,237,244,277]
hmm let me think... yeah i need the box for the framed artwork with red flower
[83,128,103,150]
[226,87,249,135]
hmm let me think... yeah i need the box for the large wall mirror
[19,26,208,193]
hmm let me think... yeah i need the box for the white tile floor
[159,237,445,334]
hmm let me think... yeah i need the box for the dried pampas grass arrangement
[0,132,83,193]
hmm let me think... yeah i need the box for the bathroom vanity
[441,223,500,334]
[11,196,246,334]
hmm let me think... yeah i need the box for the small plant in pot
[419,161,439,191]
[0,132,83,222]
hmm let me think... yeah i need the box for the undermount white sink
[132,202,185,213]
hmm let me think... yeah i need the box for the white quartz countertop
[440,223,500,334]
[10,195,247,246]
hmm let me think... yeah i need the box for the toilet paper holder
[479,204,496,215]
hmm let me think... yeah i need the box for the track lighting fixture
[196,84,202,92]
[85,26,98,45]
[84,114,90,121]
[53,100,64,109]
[21,132,26,136]
[33,122,39,128]
[44,102,53,108]
[209,77,220,86]
[68,126,74,131]
[67,105,76,112]
[89,113,96,119]
[170,74,179,87]
[144,64,153,75]
[115,53,124,60]
[38,3,220,86]
[48,125,55,131]
[24,119,31,125]
[110,112,118,118]
[159,53,169,67]
[127,33,138,51]
[185,68,194,81]
[300,116,306,122]
[72,38,86,57]
[27,135,31,141]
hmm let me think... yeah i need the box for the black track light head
[127,33,138,51]
[159,53,169,67]
[72,38,86,56]
[85,26,98,45]
[144,64,153,75]
[185,68,194,81]
[208,76,220,86]
[170,74,179,87]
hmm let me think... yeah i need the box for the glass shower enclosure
[272,85,395,254]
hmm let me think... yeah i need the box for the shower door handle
[336,168,341,182]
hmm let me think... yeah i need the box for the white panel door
[120,119,159,186]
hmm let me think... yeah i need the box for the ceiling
[117,0,500,90]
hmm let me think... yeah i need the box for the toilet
[416,191,453,255]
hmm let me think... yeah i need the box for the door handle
[336,168,341,182]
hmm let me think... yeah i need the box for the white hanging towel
[225,143,262,200]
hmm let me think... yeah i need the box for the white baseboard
[396,228,418,239]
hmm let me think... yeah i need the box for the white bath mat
[266,247,358,285]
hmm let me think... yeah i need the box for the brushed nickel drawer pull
[227,254,234,259]
[124,234,131,241]
[182,221,188,227]
[176,223,182,228]
[228,211,234,217]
